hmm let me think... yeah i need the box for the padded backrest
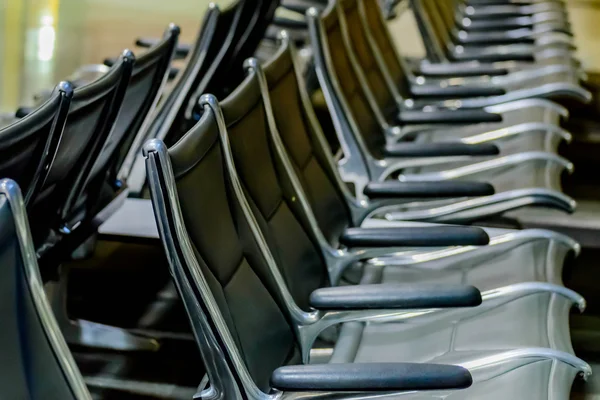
[412,0,452,50]
[319,3,386,158]
[164,110,301,392]
[216,0,280,96]
[157,3,238,147]
[220,72,329,311]
[32,54,133,234]
[97,25,180,181]
[337,0,401,120]
[164,0,279,146]
[0,84,71,205]
[262,42,352,244]
[0,181,89,399]
[435,0,459,31]
[358,0,411,97]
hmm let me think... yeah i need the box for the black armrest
[383,142,499,157]
[15,107,34,118]
[103,57,117,67]
[271,363,473,391]
[410,84,506,98]
[397,109,502,124]
[135,37,191,59]
[364,180,495,198]
[465,17,570,33]
[450,46,535,63]
[416,63,509,77]
[104,57,179,80]
[454,30,535,45]
[273,16,308,29]
[339,226,490,247]
[310,283,482,310]
[309,283,482,310]
[281,0,326,13]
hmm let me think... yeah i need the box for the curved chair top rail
[0,82,73,206]
[0,178,91,399]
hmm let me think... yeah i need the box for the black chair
[137,0,279,146]
[0,178,91,400]
[30,51,133,260]
[0,82,72,207]
[143,93,588,399]
[183,0,280,129]
[101,24,181,186]
[127,0,281,196]
[256,41,580,305]
[141,4,231,148]
[306,4,577,219]
[143,107,476,400]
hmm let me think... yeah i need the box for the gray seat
[143,100,590,399]
[0,178,91,400]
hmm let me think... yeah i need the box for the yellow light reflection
[37,14,56,61]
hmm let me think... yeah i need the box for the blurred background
[1,0,599,113]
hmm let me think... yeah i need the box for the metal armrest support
[397,151,572,182]
[309,284,482,310]
[271,363,473,391]
[297,281,585,364]
[371,188,576,224]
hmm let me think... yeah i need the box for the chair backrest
[308,4,386,163]
[0,83,72,206]
[154,0,279,147]
[144,4,230,148]
[219,68,330,312]
[262,39,356,242]
[0,179,91,400]
[145,109,301,396]
[308,6,379,195]
[103,24,180,183]
[409,0,451,61]
[31,52,133,237]
[355,0,412,98]
[205,0,280,98]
